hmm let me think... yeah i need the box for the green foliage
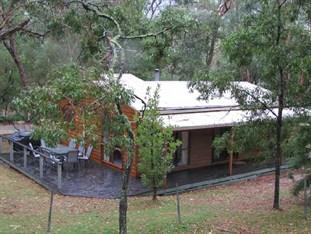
[284,120,311,196]
[136,87,181,198]
[12,62,135,150]
[212,121,277,162]
[195,0,311,156]
[0,114,25,123]
[192,1,311,208]
[212,130,239,158]
[0,46,21,110]
[285,121,311,168]
[14,66,94,145]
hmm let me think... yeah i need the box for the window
[173,131,189,166]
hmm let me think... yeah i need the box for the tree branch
[120,26,174,40]
[21,28,50,39]
[218,0,234,16]
[67,0,121,35]
[0,18,30,40]
[134,94,147,120]
[279,0,288,8]
[233,87,278,118]
[3,35,28,87]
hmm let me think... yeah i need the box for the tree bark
[273,0,284,209]
[119,150,132,234]
[3,35,28,87]
[151,144,157,201]
[273,99,283,209]
[206,20,219,68]
[228,129,235,176]
[228,151,233,176]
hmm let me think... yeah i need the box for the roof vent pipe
[154,68,160,81]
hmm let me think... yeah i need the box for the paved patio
[0,152,148,198]
[0,149,276,199]
[0,135,277,198]
[167,160,275,187]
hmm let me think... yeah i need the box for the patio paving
[0,152,148,199]
[167,160,275,187]
[0,137,277,199]
[0,149,276,199]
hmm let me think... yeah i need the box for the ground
[0,163,310,234]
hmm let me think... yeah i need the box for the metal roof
[118,74,293,130]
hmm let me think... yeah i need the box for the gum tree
[13,1,192,233]
[194,0,311,209]
[0,0,52,87]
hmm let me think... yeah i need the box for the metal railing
[0,136,63,189]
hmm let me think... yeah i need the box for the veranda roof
[160,108,296,131]
[118,73,297,130]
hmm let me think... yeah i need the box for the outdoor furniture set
[28,138,93,170]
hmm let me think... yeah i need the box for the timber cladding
[189,129,214,167]
[61,98,140,177]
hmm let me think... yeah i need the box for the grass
[0,163,311,234]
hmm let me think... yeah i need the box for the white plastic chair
[40,139,46,148]
[78,145,93,167]
[68,139,77,149]
[78,142,85,157]
[40,147,62,166]
[29,143,40,158]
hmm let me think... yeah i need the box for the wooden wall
[173,127,259,172]
[62,96,259,178]
[189,129,214,167]
[60,99,140,177]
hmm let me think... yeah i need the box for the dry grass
[0,163,310,233]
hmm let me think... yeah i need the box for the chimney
[154,69,160,81]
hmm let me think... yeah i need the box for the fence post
[176,183,181,224]
[57,163,62,189]
[9,141,14,162]
[23,148,27,169]
[0,136,2,155]
[39,156,44,178]
[47,191,54,233]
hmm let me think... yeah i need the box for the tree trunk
[273,105,283,209]
[228,129,235,176]
[273,0,285,210]
[3,35,28,87]
[228,151,233,176]
[119,151,132,234]
[273,59,284,209]
[206,21,219,68]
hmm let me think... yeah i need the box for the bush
[0,114,27,123]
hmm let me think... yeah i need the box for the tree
[12,1,189,233]
[58,2,190,232]
[193,0,311,209]
[285,120,311,196]
[0,0,50,87]
[212,127,241,176]
[136,87,180,200]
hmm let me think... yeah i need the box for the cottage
[67,73,292,177]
